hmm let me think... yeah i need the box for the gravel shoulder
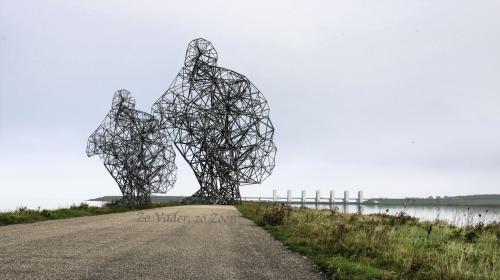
[0,205,324,280]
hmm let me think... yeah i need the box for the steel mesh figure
[87,89,177,206]
[152,38,276,204]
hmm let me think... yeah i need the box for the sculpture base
[118,192,152,207]
[182,190,241,205]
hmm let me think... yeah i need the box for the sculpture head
[86,89,135,158]
[184,38,218,68]
[111,89,135,115]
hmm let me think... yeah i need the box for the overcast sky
[1,1,499,210]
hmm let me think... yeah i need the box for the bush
[104,200,123,208]
[464,230,480,243]
[40,209,52,218]
[262,204,292,226]
[331,222,352,244]
[464,222,485,243]
[391,211,418,226]
[449,228,463,240]
[70,202,90,209]
[15,206,28,213]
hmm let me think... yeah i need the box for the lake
[0,198,104,212]
[2,197,499,227]
[301,204,500,226]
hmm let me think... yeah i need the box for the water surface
[300,204,500,226]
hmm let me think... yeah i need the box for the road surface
[0,205,324,279]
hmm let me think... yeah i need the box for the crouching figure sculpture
[152,38,276,204]
[87,90,177,206]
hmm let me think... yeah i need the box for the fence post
[329,190,335,205]
[273,189,277,203]
[301,190,306,206]
[287,190,292,204]
[358,190,363,204]
[344,190,349,204]
[316,190,320,204]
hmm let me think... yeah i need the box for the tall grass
[0,201,181,226]
[236,203,499,280]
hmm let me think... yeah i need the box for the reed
[236,202,499,279]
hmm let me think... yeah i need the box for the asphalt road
[0,205,324,280]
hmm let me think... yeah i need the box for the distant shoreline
[88,196,187,203]
[89,194,500,207]
[364,194,500,207]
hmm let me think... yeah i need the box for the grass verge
[0,201,181,226]
[236,202,499,280]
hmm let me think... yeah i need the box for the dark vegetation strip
[236,202,500,280]
[0,201,181,226]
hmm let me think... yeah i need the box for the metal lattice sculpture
[87,90,177,206]
[152,38,276,204]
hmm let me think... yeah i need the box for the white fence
[242,189,365,205]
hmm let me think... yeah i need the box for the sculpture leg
[119,183,152,207]
[183,181,241,205]
[218,182,241,204]
[136,188,152,206]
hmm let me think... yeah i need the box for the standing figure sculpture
[87,90,177,206]
[152,38,276,204]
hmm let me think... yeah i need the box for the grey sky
[1,1,499,209]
